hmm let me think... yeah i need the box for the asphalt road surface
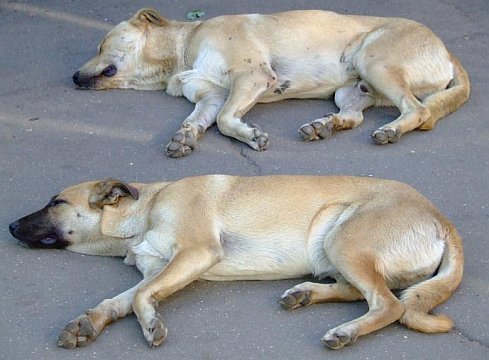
[1,0,488,359]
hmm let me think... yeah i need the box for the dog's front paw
[57,312,105,348]
[249,128,269,151]
[142,315,168,348]
[321,326,359,350]
[371,127,400,145]
[299,116,334,141]
[166,126,198,158]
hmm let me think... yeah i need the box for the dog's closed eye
[102,65,117,77]
[48,197,68,207]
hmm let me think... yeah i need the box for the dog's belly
[200,232,311,281]
[259,56,358,102]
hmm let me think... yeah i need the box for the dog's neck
[145,21,200,81]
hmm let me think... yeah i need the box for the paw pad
[372,128,400,145]
[279,289,311,310]
[299,119,333,141]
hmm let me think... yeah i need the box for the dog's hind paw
[299,117,334,141]
[279,289,311,310]
[321,326,358,350]
[371,127,400,145]
[166,125,198,158]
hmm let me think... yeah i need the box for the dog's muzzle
[9,212,70,249]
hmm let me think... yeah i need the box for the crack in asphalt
[454,328,489,351]
[239,148,261,175]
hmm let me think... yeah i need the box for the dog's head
[9,179,142,256]
[73,8,176,90]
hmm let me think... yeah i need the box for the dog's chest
[131,229,175,275]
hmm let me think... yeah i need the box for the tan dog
[72,8,470,157]
[10,175,463,349]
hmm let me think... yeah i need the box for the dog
[9,175,463,349]
[72,8,470,157]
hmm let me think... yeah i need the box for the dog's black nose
[73,71,81,86]
[9,221,19,235]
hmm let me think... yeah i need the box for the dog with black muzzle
[10,175,463,350]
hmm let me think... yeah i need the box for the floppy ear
[92,180,143,239]
[89,179,139,209]
[131,8,167,26]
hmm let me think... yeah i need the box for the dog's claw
[372,128,400,145]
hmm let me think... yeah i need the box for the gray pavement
[1,0,488,359]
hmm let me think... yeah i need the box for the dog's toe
[321,327,358,350]
[57,330,77,349]
[145,316,168,348]
[279,289,311,310]
[372,128,400,145]
[166,141,193,158]
[57,314,100,348]
[166,126,198,158]
[249,128,269,151]
[299,119,333,141]
[150,328,168,348]
[298,123,318,141]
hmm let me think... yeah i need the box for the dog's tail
[419,52,470,130]
[399,222,464,333]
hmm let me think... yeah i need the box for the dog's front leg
[216,70,277,151]
[133,246,222,347]
[166,79,227,158]
[57,281,144,348]
[166,93,226,158]
[57,257,166,349]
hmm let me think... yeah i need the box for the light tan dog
[73,8,470,157]
[9,175,463,349]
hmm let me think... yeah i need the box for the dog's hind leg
[279,281,364,310]
[314,207,405,349]
[352,24,459,144]
[166,81,228,158]
[365,66,432,144]
[299,81,375,141]
[320,258,404,350]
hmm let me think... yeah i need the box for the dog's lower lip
[40,237,57,245]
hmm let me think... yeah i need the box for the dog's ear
[131,8,167,26]
[89,179,139,209]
